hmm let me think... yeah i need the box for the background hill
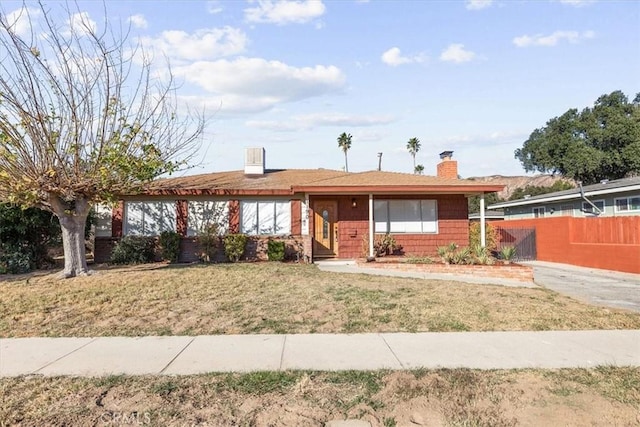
[467,175,575,200]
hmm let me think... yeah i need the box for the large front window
[187,201,229,236]
[241,200,291,235]
[374,200,437,233]
[125,201,176,236]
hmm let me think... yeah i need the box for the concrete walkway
[523,261,640,313]
[1,330,639,377]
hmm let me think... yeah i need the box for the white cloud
[513,30,595,47]
[247,113,395,131]
[173,57,346,114]
[558,0,596,6]
[244,0,326,25]
[466,0,493,10]
[65,12,97,37]
[439,44,476,63]
[138,27,248,61]
[4,6,42,37]
[127,14,148,29]
[207,1,224,14]
[381,47,426,67]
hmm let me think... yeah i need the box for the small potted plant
[499,246,516,265]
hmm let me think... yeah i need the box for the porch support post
[368,194,374,258]
[480,193,486,247]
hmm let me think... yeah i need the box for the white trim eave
[487,184,640,210]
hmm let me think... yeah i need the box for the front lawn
[1,263,639,337]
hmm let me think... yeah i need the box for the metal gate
[495,227,536,261]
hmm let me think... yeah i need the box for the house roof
[143,169,504,196]
[487,176,640,210]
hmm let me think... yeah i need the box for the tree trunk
[50,196,90,278]
[344,152,349,173]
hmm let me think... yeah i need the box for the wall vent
[244,147,265,175]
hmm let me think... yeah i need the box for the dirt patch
[1,368,639,426]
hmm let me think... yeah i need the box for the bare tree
[0,3,205,277]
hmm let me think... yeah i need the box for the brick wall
[335,195,370,258]
[437,160,458,179]
[94,237,119,263]
[356,259,534,283]
[329,194,470,259]
[497,217,640,274]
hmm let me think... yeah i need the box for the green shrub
[0,250,32,274]
[500,246,517,262]
[267,240,286,261]
[109,236,156,264]
[158,231,181,263]
[437,242,486,265]
[471,244,495,265]
[374,234,398,257]
[196,224,221,263]
[469,222,499,252]
[223,234,247,263]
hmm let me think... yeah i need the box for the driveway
[523,261,640,313]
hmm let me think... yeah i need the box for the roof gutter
[488,183,640,210]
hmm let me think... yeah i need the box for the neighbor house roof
[487,176,640,210]
[141,169,504,196]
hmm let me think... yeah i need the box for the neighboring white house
[487,177,640,219]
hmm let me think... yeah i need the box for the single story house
[94,149,503,262]
[487,177,640,220]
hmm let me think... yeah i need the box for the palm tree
[414,164,425,175]
[337,132,352,172]
[406,137,421,173]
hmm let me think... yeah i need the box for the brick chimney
[437,150,458,179]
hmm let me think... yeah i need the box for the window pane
[156,202,176,234]
[94,204,112,237]
[241,201,258,234]
[274,201,291,235]
[188,201,228,236]
[125,202,144,235]
[374,200,388,233]
[421,200,437,233]
[616,199,628,212]
[258,202,275,234]
[126,201,175,236]
[403,200,423,233]
[630,197,640,211]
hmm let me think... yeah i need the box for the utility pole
[377,152,383,171]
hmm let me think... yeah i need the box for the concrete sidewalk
[2,330,639,377]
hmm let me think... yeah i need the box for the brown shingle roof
[144,169,503,195]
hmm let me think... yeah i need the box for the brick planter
[356,258,534,283]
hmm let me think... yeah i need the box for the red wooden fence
[495,217,640,274]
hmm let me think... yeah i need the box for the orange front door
[313,201,338,257]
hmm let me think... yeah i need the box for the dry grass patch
[1,368,639,426]
[1,263,639,337]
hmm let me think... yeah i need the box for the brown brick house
[94,149,503,262]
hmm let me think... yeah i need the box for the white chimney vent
[244,147,265,175]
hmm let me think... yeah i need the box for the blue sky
[4,0,639,178]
